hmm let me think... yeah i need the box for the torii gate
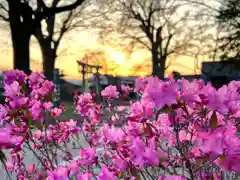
[77,61,102,102]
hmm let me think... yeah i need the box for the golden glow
[106,47,125,65]
[0,30,200,79]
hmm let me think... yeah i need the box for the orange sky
[0,29,203,79]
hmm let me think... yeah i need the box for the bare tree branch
[183,0,220,12]
[0,13,8,21]
[54,11,73,52]
[36,0,47,9]
[37,0,85,20]
[0,3,8,12]
[92,0,216,77]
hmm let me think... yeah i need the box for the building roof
[202,61,240,77]
[64,79,82,86]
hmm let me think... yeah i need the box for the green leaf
[159,157,168,163]
[27,118,32,126]
[134,175,141,180]
[161,105,170,113]
[14,118,21,126]
[210,111,217,129]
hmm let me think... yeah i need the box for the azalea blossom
[47,166,69,180]
[98,166,116,180]
[1,70,240,180]
[144,77,179,109]
[101,85,119,99]
[0,105,8,124]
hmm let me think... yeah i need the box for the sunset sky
[0,28,203,79]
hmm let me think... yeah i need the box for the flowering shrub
[0,70,240,179]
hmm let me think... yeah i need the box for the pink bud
[27,164,36,174]
[5,162,14,170]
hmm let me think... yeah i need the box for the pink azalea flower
[179,130,191,142]
[142,100,154,117]
[0,131,19,149]
[131,102,144,117]
[4,70,240,178]
[159,176,185,180]
[102,124,124,143]
[131,100,154,118]
[4,70,27,85]
[68,160,79,174]
[27,164,36,174]
[154,114,173,140]
[121,84,132,95]
[30,89,40,100]
[38,80,54,97]
[43,102,53,109]
[126,121,142,136]
[77,93,92,104]
[47,166,69,180]
[98,166,116,180]
[5,162,14,170]
[191,147,201,157]
[198,82,215,104]
[113,157,127,172]
[79,147,97,166]
[144,147,159,165]
[4,81,21,98]
[199,131,225,155]
[199,124,240,157]
[209,85,231,114]
[168,134,177,147]
[0,105,8,124]
[101,85,119,99]
[134,77,148,93]
[10,151,24,167]
[75,93,93,116]
[65,119,77,129]
[51,107,63,117]
[228,80,240,97]
[144,77,178,109]
[129,137,146,167]
[9,96,28,109]
[29,100,42,120]
[117,105,125,112]
[215,153,240,173]
[28,72,45,88]
[34,130,43,139]
[179,79,203,102]
[200,84,230,114]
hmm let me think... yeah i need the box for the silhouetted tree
[217,0,240,61]
[0,0,85,74]
[94,0,211,78]
[35,0,99,80]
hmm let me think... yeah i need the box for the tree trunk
[9,1,32,75]
[152,46,158,76]
[151,47,165,79]
[41,43,56,81]
[157,59,165,79]
[11,32,31,75]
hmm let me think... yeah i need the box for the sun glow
[106,47,125,65]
